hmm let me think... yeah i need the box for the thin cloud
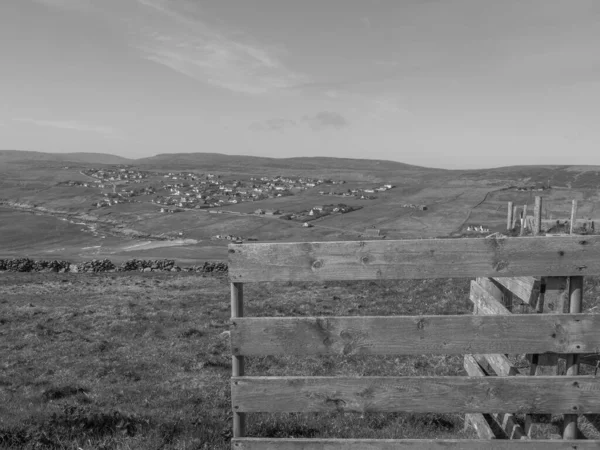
[250,118,297,132]
[31,0,95,11]
[14,118,120,137]
[131,0,308,95]
[303,112,349,130]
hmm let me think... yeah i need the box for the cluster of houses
[401,204,428,211]
[151,174,340,210]
[254,209,281,215]
[213,234,243,242]
[70,165,357,212]
[94,192,136,208]
[58,180,92,188]
[514,186,550,192]
[83,167,152,183]
[466,225,490,233]
[320,184,395,200]
[281,204,360,223]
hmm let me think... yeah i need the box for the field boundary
[227,196,600,448]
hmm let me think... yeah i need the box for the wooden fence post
[231,282,246,437]
[520,205,528,236]
[563,276,583,439]
[570,200,578,235]
[533,197,542,236]
[564,201,583,439]
[507,202,514,231]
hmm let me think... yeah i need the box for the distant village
[319,183,395,200]
[61,167,396,212]
[77,168,339,210]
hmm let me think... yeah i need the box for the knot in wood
[312,260,323,270]
[361,256,369,264]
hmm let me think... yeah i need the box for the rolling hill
[3,149,600,263]
[0,150,132,165]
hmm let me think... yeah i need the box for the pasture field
[3,272,600,449]
[4,151,600,264]
[466,188,600,233]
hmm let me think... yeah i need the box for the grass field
[3,272,600,449]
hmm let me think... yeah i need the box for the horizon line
[1,148,598,172]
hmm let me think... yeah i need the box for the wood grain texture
[528,277,568,377]
[230,314,600,356]
[228,236,600,282]
[465,413,496,440]
[232,438,600,449]
[534,197,542,236]
[491,276,540,306]
[231,282,246,438]
[470,282,521,377]
[231,376,600,414]
[474,354,520,377]
[463,355,498,439]
[564,275,584,439]
[470,281,511,315]
[465,355,525,439]
[475,277,505,304]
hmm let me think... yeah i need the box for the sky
[1,0,599,169]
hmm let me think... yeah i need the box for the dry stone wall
[0,258,228,275]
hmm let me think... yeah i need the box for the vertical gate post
[520,204,528,236]
[507,202,514,231]
[570,200,578,235]
[533,197,542,236]
[231,282,246,437]
[564,201,583,439]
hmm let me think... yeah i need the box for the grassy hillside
[3,149,600,262]
[0,272,476,449]
[0,150,132,165]
[3,272,600,448]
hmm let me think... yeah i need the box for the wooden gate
[228,235,600,448]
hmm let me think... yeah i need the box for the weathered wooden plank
[471,280,521,379]
[564,275,584,439]
[474,354,520,377]
[540,277,569,314]
[525,276,567,437]
[228,236,600,282]
[475,277,505,303]
[465,355,525,440]
[507,202,514,230]
[465,413,497,440]
[470,281,511,315]
[491,276,540,306]
[232,376,600,413]
[231,282,246,438]
[570,200,578,235]
[463,355,498,439]
[230,314,600,356]
[232,438,600,449]
[495,412,527,440]
[470,282,521,377]
[533,197,542,235]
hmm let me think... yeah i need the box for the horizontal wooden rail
[228,236,600,282]
[232,376,600,413]
[231,314,600,356]
[232,438,600,449]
